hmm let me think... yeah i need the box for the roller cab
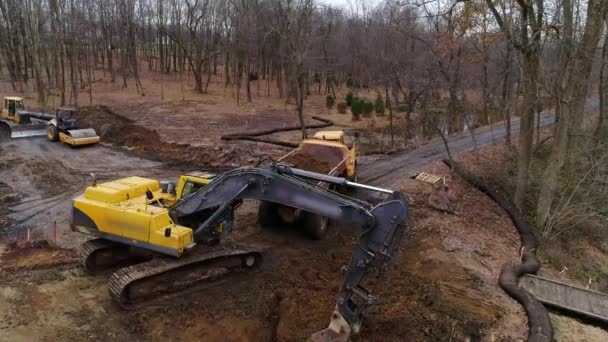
[47,107,100,146]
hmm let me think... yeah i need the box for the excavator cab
[47,107,100,146]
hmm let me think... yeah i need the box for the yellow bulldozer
[0,96,50,140]
[71,164,409,342]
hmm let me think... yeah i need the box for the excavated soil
[0,161,528,341]
[124,162,527,341]
[74,105,250,168]
[0,240,76,272]
[281,152,333,174]
[0,195,11,229]
[76,105,159,148]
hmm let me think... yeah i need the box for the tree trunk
[596,23,608,139]
[536,0,605,227]
[513,55,539,210]
[246,61,252,103]
[386,85,394,147]
[297,73,307,139]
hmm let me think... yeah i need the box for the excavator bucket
[59,128,100,146]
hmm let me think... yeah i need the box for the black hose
[443,159,553,342]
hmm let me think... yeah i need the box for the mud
[1,240,76,272]
[0,95,535,340]
[74,105,255,168]
[76,105,158,147]
[0,160,529,341]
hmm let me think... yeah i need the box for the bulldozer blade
[1,122,48,140]
[11,128,47,139]
[0,122,10,142]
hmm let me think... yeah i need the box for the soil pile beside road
[77,106,159,147]
[75,106,246,168]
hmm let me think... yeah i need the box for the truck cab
[311,130,347,144]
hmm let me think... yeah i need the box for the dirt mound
[1,240,76,271]
[282,152,332,174]
[76,105,161,147]
[75,106,246,168]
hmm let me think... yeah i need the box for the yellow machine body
[71,173,216,257]
[47,107,100,146]
[1,96,26,124]
[58,130,101,146]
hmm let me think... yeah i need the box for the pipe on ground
[443,159,553,342]
[221,116,334,147]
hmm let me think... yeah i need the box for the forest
[0,0,607,341]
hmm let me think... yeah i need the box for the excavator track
[108,242,262,308]
[79,238,147,274]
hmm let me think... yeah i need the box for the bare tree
[485,0,545,209]
[536,0,607,227]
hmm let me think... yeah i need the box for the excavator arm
[170,164,409,341]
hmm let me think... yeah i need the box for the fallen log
[221,116,334,147]
[443,159,553,342]
[228,136,298,148]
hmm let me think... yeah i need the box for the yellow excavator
[71,164,409,342]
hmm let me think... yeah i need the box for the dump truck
[0,96,54,140]
[71,164,408,342]
[259,130,357,238]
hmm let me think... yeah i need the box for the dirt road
[0,138,172,244]
[359,99,599,187]
[0,99,600,342]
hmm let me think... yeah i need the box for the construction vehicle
[0,96,53,140]
[272,130,358,239]
[71,164,409,341]
[47,107,100,146]
[280,130,357,180]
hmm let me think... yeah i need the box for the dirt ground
[0,71,603,341]
[0,138,528,341]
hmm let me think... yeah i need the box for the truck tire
[258,201,282,227]
[347,161,358,182]
[47,124,59,142]
[299,211,329,240]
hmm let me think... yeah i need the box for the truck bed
[279,141,348,177]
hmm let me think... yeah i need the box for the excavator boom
[171,164,409,341]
